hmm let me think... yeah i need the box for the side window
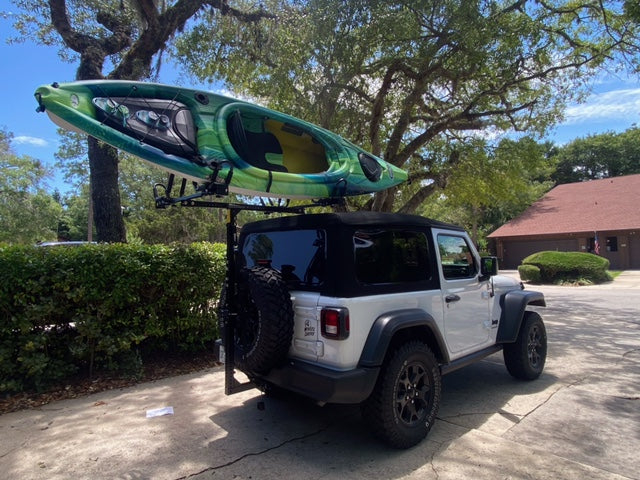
[437,234,477,280]
[242,229,326,288]
[354,230,430,284]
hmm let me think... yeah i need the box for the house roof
[488,174,640,238]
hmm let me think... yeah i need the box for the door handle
[445,294,461,303]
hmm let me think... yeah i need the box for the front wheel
[362,341,441,449]
[503,311,547,380]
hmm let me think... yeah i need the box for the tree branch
[369,61,401,156]
[49,0,134,79]
[48,0,91,53]
[112,0,273,79]
[397,150,460,214]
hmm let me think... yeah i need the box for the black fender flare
[497,290,546,343]
[358,308,449,367]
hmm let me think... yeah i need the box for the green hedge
[517,264,541,283]
[519,250,611,284]
[0,242,226,393]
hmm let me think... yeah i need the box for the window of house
[607,236,618,252]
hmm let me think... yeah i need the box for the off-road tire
[233,266,294,374]
[503,311,547,380]
[362,341,441,449]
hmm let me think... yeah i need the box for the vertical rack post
[222,207,255,395]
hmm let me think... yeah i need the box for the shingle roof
[488,174,640,238]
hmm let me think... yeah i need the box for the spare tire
[232,266,294,374]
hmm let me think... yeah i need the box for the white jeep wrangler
[218,211,547,448]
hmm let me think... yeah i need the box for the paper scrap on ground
[146,406,174,418]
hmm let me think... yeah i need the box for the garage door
[501,238,579,269]
[629,235,640,269]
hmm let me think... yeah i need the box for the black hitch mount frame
[153,174,344,395]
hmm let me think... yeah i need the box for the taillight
[321,307,349,340]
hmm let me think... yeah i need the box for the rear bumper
[260,360,380,404]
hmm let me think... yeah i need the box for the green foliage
[128,206,228,244]
[119,153,229,244]
[517,264,541,284]
[552,127,640,184]
[0,128,63,244]
[520,251,611,285]
[51,142,228,244]
[624,0,640,49]
[58,191,95,241]
[0,242,226,393]
[175,0,640,212]
[54,129,89,189]
[419,137,556,246]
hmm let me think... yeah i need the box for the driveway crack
[173,424,332,480]
[429,448,441,480]
[504,380,582,433]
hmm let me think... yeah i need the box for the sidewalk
[499,269,640,288]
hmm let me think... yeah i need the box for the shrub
[518,264,541,283]
[520,251,611,285]
[0,242,226,393]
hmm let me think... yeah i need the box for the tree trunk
[471,205,480,247]
[87,137,126,242]
[47,0,272,242]
[87,182,94,242]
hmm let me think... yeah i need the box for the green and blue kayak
[34,80,407,199]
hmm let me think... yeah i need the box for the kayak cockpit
[226,110,330,174]
[92,97,198,159]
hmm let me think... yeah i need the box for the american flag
[594,233,601,255]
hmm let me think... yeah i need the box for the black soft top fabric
[238,212,450,297]
[240,212,463,234]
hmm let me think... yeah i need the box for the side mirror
[480,256,498,280]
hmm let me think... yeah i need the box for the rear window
[241,229,326,288]
[354,230,431,285]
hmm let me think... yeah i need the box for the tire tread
[362,341,441,449]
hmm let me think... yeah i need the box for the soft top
[241,211,464,234]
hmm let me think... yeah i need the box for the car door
[434,230,492,356]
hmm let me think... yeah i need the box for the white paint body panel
[287,229,517,371]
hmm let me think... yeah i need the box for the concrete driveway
[1,273,639,479]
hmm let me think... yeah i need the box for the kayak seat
[245,130,287,172]
[227,112,287,172]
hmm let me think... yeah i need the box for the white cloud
[563,88,640,125]
[13,136,49,147]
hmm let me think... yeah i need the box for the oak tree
[176,0,640,212]
[10,0,271,241]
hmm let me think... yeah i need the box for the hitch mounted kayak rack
[153,173,344,395]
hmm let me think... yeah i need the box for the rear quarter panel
[289,290,444,370]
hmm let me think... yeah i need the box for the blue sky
[1,16,639,194]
